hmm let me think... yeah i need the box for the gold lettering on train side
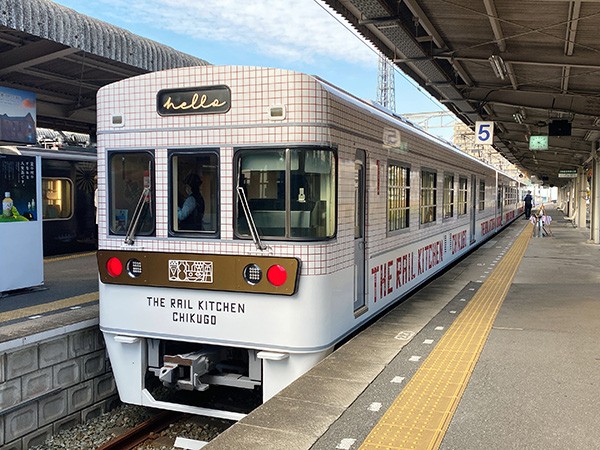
[162,93,227,111]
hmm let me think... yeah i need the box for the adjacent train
[96,66,524,419]
[0,145,97,256]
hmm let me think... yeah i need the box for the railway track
[97,411,184,450]
[95,408,235,450]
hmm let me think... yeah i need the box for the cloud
[89,0,377,67]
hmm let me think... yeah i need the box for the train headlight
[126,258,142,278]
[243,263,262,285]
[106,257,123,277]
[267,264,287,286]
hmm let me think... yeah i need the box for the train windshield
[170,150,219,235]
[108,151,155,236]
[235,147,336,240]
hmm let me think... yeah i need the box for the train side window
[479,180,486,211]
[443,173,455,219]
[42,178,73,219]
[387,163,410,232]
[235,147,336,240]
[420,169,437,224]
[108,151,155,236]
[505,185,517,206]
[458,176,468,215]
[169,151,219,236]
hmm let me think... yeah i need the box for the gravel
[30,403,233,450]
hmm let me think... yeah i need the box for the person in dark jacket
[524,190,533,219]
[178,173,204,230]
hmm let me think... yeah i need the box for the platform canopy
[0,0,208,136]
[325,0,600,186]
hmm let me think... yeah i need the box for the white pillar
[592,146,600,243]
[577,167,587,229]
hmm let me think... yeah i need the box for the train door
[470,174,477,243]
[354,150,366,313]
[497,181,504,226]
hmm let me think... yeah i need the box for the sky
[51,0,450,118]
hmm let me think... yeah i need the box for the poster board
[0,153,43,292]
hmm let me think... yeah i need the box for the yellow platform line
[0,292,99,323]
[360,224,532,450]
[44,251,96,263]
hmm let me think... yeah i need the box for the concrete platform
[206,207,600,450]
[0,252,98,350]
[0,252,118,450]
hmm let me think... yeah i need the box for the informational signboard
[0,154,38,222]
[0,86,37,144]
[0,154,43,292]
[558,169,577,178]
[475,121,494,145]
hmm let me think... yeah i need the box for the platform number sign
[475,121,494,145]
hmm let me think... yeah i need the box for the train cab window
[170,151,219,235]
[443,173,455,219]
[388,163,410,232]
[420,169,437,224]
[458,176,468,215]
[42,178,73,219]
[479,180,486,211]
[235,147,336,240]
[108,152,155,236]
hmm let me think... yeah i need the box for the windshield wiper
[124,187,150,245]
[236,186,267,251]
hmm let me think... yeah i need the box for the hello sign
[157,85,231,116]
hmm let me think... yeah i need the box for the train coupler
[158,350,218,391]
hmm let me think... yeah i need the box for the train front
[95,66,343,417]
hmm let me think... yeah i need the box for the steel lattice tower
[376,55,396,111]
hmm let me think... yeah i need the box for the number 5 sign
[475,121,494,145]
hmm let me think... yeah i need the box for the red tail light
[267,264,287,286]
[106,257,123,277]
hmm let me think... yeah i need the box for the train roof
[312,74,522,184]
[0,145,97,162]
[96,65,521,184]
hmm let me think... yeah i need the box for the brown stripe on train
[97,250,301,295]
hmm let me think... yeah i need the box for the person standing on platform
[524,190,533,219]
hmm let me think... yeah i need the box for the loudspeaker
[548,119,571,136]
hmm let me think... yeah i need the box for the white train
[96,66,524,419]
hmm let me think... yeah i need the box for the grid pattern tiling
[97,66,502,278]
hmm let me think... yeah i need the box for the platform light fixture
[513,112,525,124]
[488,55,507,80]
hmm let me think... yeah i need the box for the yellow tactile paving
[360,224,532,450]
[44,251,96,263]
[0,292,98,323]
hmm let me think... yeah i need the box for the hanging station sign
[475,121,494,145]
[558,169,577,178]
